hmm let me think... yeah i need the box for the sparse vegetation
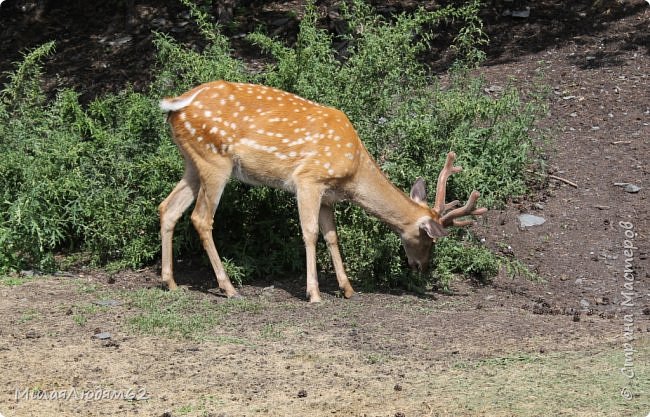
[18,308,40,324]
[69,303,104,327]
[122,287,264,339]
[124,288,220,339]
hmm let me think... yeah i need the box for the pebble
[519,214,546,228]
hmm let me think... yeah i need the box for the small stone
[93,332,112,340]
[518,214,546,228]
[511,8,530,18]
[484,85,504,94]
[594,297,609,305]
[624,184,641,193]
[580,299,590,308]
[394,384,403,391]
[297,389,307,398]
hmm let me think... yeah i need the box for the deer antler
[434,152,487,227]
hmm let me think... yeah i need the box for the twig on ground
[527,169,578,188]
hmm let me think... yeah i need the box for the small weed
[173,394,226,417]
[365,353,385,365]
[73,280,101,294]
[260,323,284,340]
[70,303,103,327]
[175,404,194,415]
[19,308,40,323]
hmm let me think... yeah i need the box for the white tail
[159,80,486,302]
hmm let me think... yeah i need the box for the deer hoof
[308,292,322,303]
[226,292,243,299]
[343,287,356,299]
[346,292,359,301]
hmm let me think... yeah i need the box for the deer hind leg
[190,159,239,298]
[319,204,355,299]
[159,164,200,290]
[296,183,325,303]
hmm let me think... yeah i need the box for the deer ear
[410,177,427,203]
[420,218,448,239]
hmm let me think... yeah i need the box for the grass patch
[123,288,220,339]
[365,352,387,365]
[72,279,102,294]
[69,303,104,327]
[215,297,263,315]
[18,308,40,323]
[260,323,284,340]
[174,395,226,417]
[429,341,650,416]
[120,287,266,340]
[0,274,38,287]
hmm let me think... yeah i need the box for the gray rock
[518,214,546,228]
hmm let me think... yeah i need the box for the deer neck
[346,150,425,234]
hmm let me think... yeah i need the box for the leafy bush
[0,45,179,271]
[0,0,544,291]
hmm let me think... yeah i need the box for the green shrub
[0,0,544,291]
[0,47,179,271]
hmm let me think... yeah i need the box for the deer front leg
[319,204,355,299]
[296,184,324,303]
[190,163,239,298]
[159,167,200,290]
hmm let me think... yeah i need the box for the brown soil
[0,1,648,416]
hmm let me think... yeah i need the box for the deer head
[402,152,487,272]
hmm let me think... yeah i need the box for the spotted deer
[159,81,486,302]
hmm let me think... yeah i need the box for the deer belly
[231,155,297,193]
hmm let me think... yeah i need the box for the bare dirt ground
[0,1,648,416]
